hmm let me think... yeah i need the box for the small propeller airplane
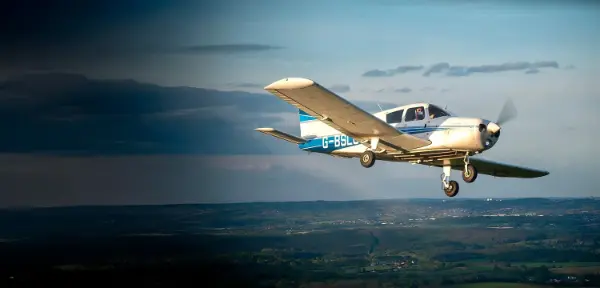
[255,77,549,197]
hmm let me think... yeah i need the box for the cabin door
[403,106,429,139]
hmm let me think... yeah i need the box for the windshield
[428,104,451,119]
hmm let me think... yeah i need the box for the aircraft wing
[431,157,549,178]
[263,77,431,152]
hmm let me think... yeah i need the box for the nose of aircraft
[487,122,501,136]
[482,121,501,149]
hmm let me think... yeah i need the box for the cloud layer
[0,73,392,156]
[363,61,564,77]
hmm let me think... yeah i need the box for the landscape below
[1,198,599,287]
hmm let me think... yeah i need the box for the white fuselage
[298,106,501,161]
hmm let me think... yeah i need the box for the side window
[405,106,425,122]
[386,109,404,124]
[428,105,449,119]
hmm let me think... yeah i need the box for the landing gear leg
[441,165,459,197]
[462,153,478,183]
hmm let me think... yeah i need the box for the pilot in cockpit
[416,107,424,120]
[429,111,436,119]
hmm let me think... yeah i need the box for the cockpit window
[386,109,404,124]
[428,105,450,119]
[405,106,425,122]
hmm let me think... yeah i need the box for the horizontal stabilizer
[255,128,307,144]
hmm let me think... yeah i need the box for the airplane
[254,77,549,197]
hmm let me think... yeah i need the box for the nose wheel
[462,164,478,183]
[444,180,459,197]
[462,154,478,183]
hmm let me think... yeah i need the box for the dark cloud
[564,64,576,70]
[525,68,540,74]
[0,73,391,156]
[362,65,423,77]
[328,84,351,93]
[169,44,284,55]
[423,62,451,77]
[395,87,412,93]
[365,61,561,77]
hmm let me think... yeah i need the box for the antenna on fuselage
[377,103,383,112]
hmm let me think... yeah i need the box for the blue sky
[0,0,598,206]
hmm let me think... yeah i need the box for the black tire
[360,151,376,168]
[444,180,459,197]
[462,164,478,183]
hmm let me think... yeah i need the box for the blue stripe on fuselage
[298,125,473,153]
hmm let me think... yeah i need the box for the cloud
[423,62,451,77]
[168,44,284,55]
[362,65,424,77]
[525,68,539,74]
[364,61,561,77]
[328,84,351,93]
[373,87,412,94]
[427,61,559,77]
[0,73,390,156]
[395,87,412,93]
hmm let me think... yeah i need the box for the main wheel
[360,151,376,168]
[462,164,478,183]
[444,180,459,197]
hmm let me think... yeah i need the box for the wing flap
[264,78,431,151]
[431,157,549,178]
[255,128,307,144]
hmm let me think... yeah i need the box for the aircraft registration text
[321,135,360,149]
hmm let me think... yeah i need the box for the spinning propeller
[495,97,518,126]
[484,98,518,143]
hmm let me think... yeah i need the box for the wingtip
[264,77,315,90]
[255,127,275,132]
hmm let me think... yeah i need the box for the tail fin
[298,109,338,139]
[298,109,316,123]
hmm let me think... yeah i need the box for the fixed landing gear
[441,166,459,197]
[441,153,478,197]
[360,150,375,168]
[462,154,478,183]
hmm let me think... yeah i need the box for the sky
[0,0,599,206]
